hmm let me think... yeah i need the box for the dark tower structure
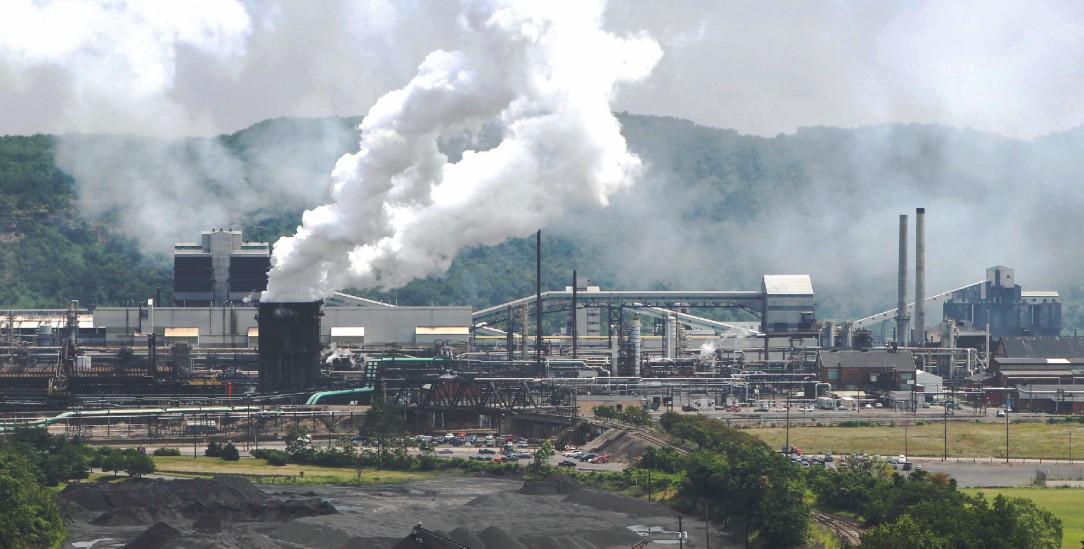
[257,301,323,393]
[174,229,271,306]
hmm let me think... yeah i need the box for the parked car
[996,409,1006,417]
[438,448,454,455]
[563,450,583,458]
[725,406,741,412]
[558,460,577,468]
[590,455,611,464]
[681,404,699,412]
[478,448,496,454]
[579,453,599,462]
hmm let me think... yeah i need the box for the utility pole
[785,390,790,454]
[677,515,684,549]
[943,389,948,462]
[1005,409,1010,464]
[703,499,710,549]
[904,423,909,457]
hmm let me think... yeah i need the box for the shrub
[153,447,181,456]
[220,442,240,461]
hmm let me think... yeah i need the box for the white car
[996,409,1006,417]
[564,450,584,458]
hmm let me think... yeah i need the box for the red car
[725,406,741,412]
[590,454,611,464]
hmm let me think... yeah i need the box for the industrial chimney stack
[913,207,926,346]
[895,214,909,344]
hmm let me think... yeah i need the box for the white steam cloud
[263,0,662,301]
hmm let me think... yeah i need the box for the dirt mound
[123,522,181,549]
[563,487,679,518]
[515,473,583,496]
[447,526,485,547]
[583,429,667,464]
[477,525,529,549]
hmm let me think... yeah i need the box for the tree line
[653,412,1063,548]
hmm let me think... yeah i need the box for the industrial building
[173,229,271,306]
[942,266,1061,338]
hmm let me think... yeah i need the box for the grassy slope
[744,420,1081,460]
[961,487,1084,549]
[152,455,436,485]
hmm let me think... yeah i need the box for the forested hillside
[2,115,1083,330]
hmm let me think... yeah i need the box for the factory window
[826,369,838,380]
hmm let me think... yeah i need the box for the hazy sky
[2,0,1082,140]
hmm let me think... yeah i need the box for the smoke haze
[3,1,1084,324]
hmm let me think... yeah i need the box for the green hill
[2,115,1083,331]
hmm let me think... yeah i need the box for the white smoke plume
[263,0,662,301]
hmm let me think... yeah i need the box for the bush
[252,448,289,466]
[220,442,240,461]
[153,447,181,456]
[205,441,223,458]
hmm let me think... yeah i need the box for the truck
[816,396,839,410]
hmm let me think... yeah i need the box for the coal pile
[61,477,336,548]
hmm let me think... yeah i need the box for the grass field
[743,421,1083,460]
[152,455,436,485]
[961,487,1084,549]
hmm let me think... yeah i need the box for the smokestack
[535,230,542,374]
[913,207,926,346]
[896,214,909,344]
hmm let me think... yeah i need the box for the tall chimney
[913,207,926,346]
[896,214,909,344]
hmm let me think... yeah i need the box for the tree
[364,400,405,471]
[120,450,156,478]
[861,514,947,549]
[526,441,555,479]
[0,454,66,549]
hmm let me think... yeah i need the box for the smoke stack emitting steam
[262,1,662,302]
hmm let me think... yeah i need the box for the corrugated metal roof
[1000,336,1084,359]
[415,326,469,335]
[999,369,1084,376]
[331,327,366,337]
[997,357,1084,366]
[762,275,813,295]
[164,327,199,337]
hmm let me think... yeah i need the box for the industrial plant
[1,212,1081,437]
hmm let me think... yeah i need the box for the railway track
[811,512,863,546]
